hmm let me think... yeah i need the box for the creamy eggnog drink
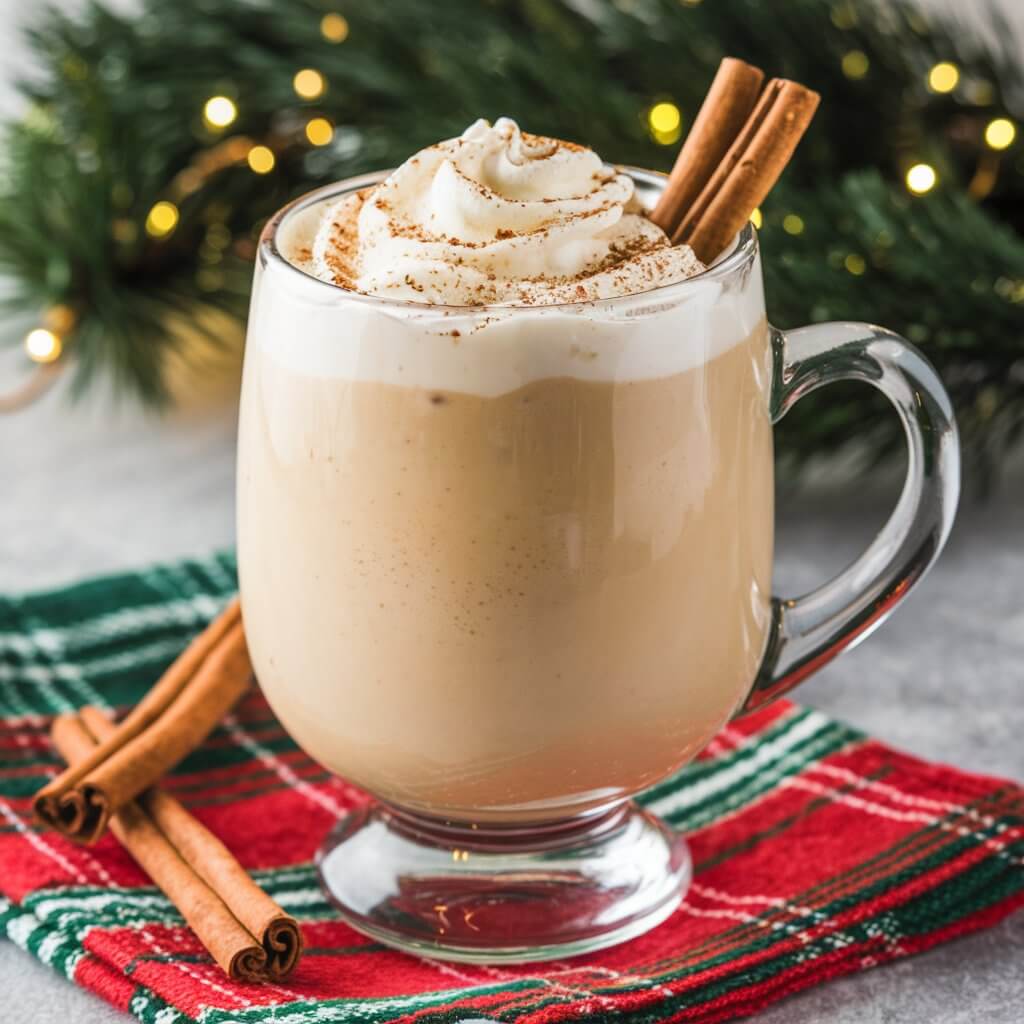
[238,119,773,822]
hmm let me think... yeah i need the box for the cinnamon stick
[649,58,765,236]
[52,710,302,981]
[51,714,264,979]
[675,78,820,261]
[79,706,303,978]
[35,599,251,843]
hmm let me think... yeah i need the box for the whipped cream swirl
[306,118,704,306]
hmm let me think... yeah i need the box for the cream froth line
[259,201,765,395]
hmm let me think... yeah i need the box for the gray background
[1,0,1021,1021]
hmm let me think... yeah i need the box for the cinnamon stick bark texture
[34,598,251,844]
[675,78,820,261]
[52,710,303,981]
[649,58,764,236]
[78,704,303,978]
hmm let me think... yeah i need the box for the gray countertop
[2,364,1022,1023]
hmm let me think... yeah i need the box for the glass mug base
[316,800,691,963]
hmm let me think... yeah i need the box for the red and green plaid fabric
[1,555,1021,1024]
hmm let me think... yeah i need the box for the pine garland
[0,0,1022,481]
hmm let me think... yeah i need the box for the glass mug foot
[316,800,692,963]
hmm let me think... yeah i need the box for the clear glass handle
[743,322,961,712]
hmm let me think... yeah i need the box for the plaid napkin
[1,555,1021,1024]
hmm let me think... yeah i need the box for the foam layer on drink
[264,196,762,397]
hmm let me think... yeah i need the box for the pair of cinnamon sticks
[35,598,250,843]
[53,707,302,981]
[651,58,820,264]
[34,598,302,981]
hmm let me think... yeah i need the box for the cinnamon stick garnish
[51,709,303,981]
[650,57,819,264]
[649,58,765,236]
[35,598,251,843]
[675,78,819,261]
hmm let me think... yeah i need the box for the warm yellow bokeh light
[649,102,681,134]
[145,201,180,238]
[782,213,805,235]
[320,13,349,42]
[305,117,334,146]
[25,328,62,364]
[203,95,237,129]
[844,253,867,276]
[841,50,869,80]
[293,68,326,100]
[247,145,276,174]
[984,117,1017,151]
[905,163,938,195]
[648,101,682,145]
[749,208,763,229]
[927,62,959,94]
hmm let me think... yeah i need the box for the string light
[145,200,180,238]
[749,208,763,229]
[24,328,62,364]
[247,145,275,173]
[782,213,805,235]
[293,68,326,100]
[320,13,349,42]
[927,62,959,94]
[984,117,1017,151]
[305,117,334,146]
[844,253,866,275]
[648,101,682,145]
[905,163,937,195]
[203,95,237,130]
[841,51,869,80]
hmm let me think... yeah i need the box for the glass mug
[237,169,959,962]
